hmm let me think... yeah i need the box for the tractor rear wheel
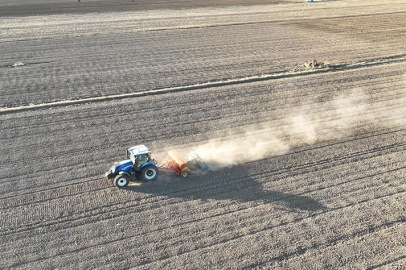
[114,174,129,188]
[141,165,159,182]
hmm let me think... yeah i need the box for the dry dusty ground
[0,0,300,16]
[0,0,405,269]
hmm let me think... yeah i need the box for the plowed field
[1,0,405,269]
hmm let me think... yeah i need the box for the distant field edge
[1,53,406,115]
[0,0,297,17]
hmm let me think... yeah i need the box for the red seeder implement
[161,150,209,178]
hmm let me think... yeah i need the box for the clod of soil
[11,61,25,67]
[292,59,329,72]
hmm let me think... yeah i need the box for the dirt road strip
[1,54,406,114]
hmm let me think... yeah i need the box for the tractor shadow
[125,160,327,213]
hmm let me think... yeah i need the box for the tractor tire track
[1,55,406,115]
[1,138,404,236]
[6,189,403,270]
[1,79,404,183]
[1,124,404,199]
[1,1,405,268]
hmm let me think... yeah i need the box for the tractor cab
[127,145,151,169]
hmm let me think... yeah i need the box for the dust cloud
[193,84,405,169]
[193,129,290,169]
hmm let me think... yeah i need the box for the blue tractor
[105,145,159,187]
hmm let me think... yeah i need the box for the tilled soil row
[1,61,405,186]
[1,1,405,269]
[1,5,405,107]
[1,139,404,245]
[4,189,403,269]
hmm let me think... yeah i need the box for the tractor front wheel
[114,174,129,188]
[180,169,189,178]
[141,165,159,182]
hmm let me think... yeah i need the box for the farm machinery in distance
[105,145,209,188]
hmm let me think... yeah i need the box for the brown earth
[0,0,298,17]
[0,0,405,269]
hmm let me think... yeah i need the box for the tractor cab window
[138,154,148,163]
[133,154,149,170]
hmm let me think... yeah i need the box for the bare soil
[0,0,405,269]
[0,0,297,16]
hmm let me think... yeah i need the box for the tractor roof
[127,145,150,156]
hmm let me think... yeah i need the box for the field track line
[1,127,404,200]
[2,93,404,168]
[1,9,405,43]
[3,162,404,266]
[2,151,404,237]
[1,54,406,115]
[1,127,404,210]
[128,194,406,269]
[366,255,406,270]
[2,77,403,135]
[11,191,403,269]
[242,221,405,269]
[2,149,404,214]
